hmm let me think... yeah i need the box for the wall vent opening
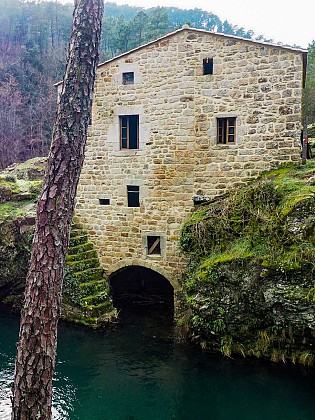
[99,198,110,205]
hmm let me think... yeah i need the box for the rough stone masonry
[71,27,306,296]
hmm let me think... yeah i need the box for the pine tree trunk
[11,1,104,418]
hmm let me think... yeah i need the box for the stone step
[70,228,87,238]
[67,257,100,272]
[82,290,109,306]
[85,301,113,317]
[69,233,88,247]
[66,249,98,263]
[73,267,103,283]
[72,220,83,230]
[67,242,94,255]
[79,279,108,296]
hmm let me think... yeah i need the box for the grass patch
[180,160,315,266]
[180,160,315,364]
[0,200,34,222]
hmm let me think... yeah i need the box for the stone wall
[74,28,305,289]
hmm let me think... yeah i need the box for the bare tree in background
[11,0,104,418]
[0,75,23,169]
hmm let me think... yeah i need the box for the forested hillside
[0,0,314,168]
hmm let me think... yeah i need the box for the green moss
[74,317,100,327]
[71,219,83,230]
[0,163,43,212]
[67,257,100,271]
[4,175,16,183]
[13,157,46,172]
[63,224,117,327]
[73,267,104,283]
[67,242,94,255]
[82,290,109,303]
[79,279,108,295]
[29,180,43,194]
[0,177,19,191]
[260,163,296,179]
[66,249,98,262]
[181,160,315,268]
[180,160,315,365]
[69,309,117,328]
[0,200,34,222]
[69,233,88,247]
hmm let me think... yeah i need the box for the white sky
[60,0,315,48]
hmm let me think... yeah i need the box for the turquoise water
[1,307,315,420]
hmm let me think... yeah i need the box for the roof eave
[54,27,308,87]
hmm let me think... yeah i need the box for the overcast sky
[61,0,314,48]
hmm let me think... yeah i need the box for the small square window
[123,72,134,84]
[217,117,236,144]
[147,236,161,255]
[127,185,139,207]
[120,115,139,149]
[99,198,110,205]
[203,57,213,75]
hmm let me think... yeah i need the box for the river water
[1,306,315,420]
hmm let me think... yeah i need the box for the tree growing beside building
[11,0,104,418]
[303,41,315,124]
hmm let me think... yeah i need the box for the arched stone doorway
[109,266,174,314]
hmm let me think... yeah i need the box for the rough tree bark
[11,0,104,418]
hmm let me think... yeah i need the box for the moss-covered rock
[0,158,43,303]
[0,157,45,206]
[0,158,117,328]
[180,160,315,365]
[0,220,33,305]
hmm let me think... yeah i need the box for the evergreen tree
[303,41,315,125]
[129,11,149,49]
[11,0,103,417]
[147,7,170,40]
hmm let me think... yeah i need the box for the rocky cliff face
[0,219,32,306]
[0,158,43,306]
[180,161,315,365]
[0,158,117,327]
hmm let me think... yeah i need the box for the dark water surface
[1,306,315,420]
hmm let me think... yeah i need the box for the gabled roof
[54,26,307,87]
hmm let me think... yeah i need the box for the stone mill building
[60,26,307,311]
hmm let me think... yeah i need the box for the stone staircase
[62,223,117,328]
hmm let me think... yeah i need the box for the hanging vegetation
[180,161,315,365]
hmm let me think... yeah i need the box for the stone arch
[106,259,181,291]
[108,263,177,311]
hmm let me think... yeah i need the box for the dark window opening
[127,185,140,207]
[120,115,139,149]
[99,198,110,205]
[147,236,161,255]
[203,57,213,75]
[217,117,236,144]
[123,72,135,84]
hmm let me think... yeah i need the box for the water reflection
[1,307,315,420]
